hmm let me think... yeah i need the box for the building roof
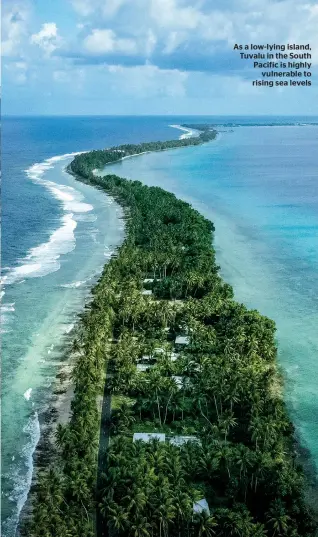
[154,347,165,354]
[142,289,153,296]
[175,336,189,345]
[170,352,179,361]
[193,498,210,515]
[133,433,166,443]
[169,436,201,447]
[136,363,152,372]
[143,278,154,283]
[171,375,183,387]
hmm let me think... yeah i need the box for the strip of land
[24,126,316,537]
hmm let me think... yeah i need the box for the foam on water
[2,413,41,537]
[61,280,87,288]
[27,155,93,214]
[169,124,200,139]
[65,323,75,334]
[1,152,95,290]
[1,300,15,333]
[104,246,114,258]
[23,389,32,401]
[1,302,15,312]
[2,214,77,285]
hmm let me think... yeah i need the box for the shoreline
[18,329,77,527]
[14,177,125,536]
[91,125,204,175]
[21,125,317,537]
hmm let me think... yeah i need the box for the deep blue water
[2,116,318,535]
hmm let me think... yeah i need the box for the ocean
[1,116,318,535]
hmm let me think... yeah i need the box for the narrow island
[24,126,316,537]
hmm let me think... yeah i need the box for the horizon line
[3,113,318,118]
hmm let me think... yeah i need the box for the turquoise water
[102,125,318,475]
[1,155,124,535]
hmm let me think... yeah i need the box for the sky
[2,0,318,116]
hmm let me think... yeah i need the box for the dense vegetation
[69,128,216,179]
[24,128,315,537]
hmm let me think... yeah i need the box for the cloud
[63,0,318,72]
[83,29,137,55]
[4,0,318,116]
[2,2,29,57]
[30,22,62,55]
[52,67,86,92]
[70,0,130,18]
[69,0,95,16]
[106,64,188,98]
[149,0,202,30]
[4,60,28,84]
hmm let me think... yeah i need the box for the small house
[175,336,189,345]
[193,498,210,515]
[136,364,152,372]
[133,433,166,443]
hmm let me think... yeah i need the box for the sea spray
[2,412,41,537]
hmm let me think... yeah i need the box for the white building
[136,363,152,372]
[175,336,189,345]
[193,499,210,515]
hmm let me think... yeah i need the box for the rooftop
[140,354,152,361]
[133,433,166,443]
[193,498,210,515]
[171,375,183,388]
[136,363,152,372]
[169,436,201,447]
[175,336,189,345]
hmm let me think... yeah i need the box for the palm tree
[154,497,176,537]
[194,511,217,536]
[130,516,152,537]
[55,423,70,452]
[266,499,291,536]
[103,500,129,533]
